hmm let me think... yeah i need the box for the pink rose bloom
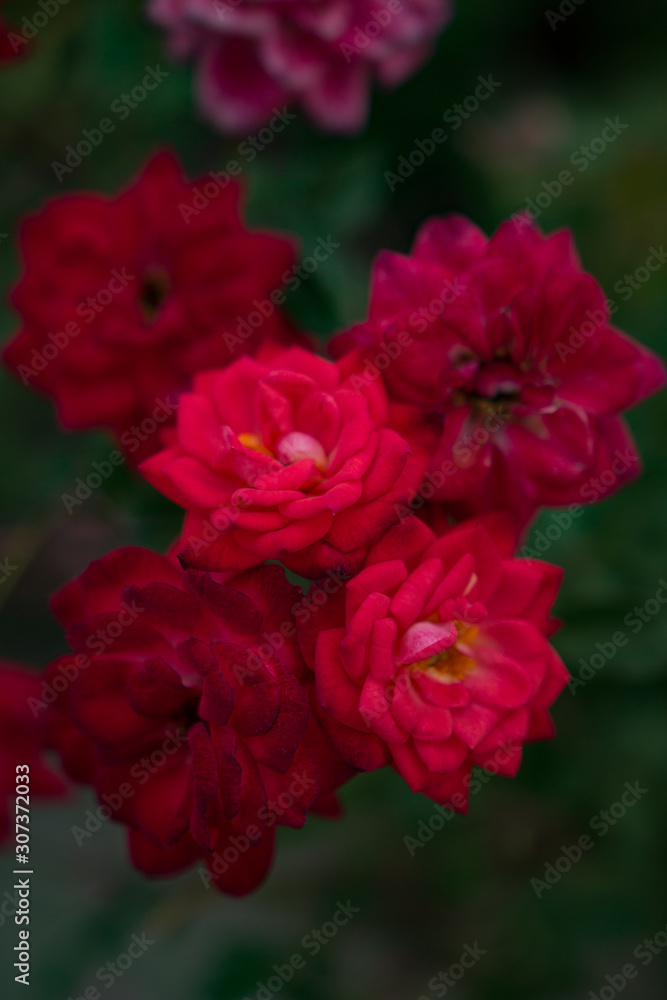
[140,346,437,578]
[298,515,569,810]
[335,215,666,528]
[147,0,452,133]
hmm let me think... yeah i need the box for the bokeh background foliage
[1,0,666,998]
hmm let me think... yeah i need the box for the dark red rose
[3,151,299,460]
[49,547,351,895]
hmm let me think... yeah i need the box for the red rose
[140,346,438,578]
[49,547,350,895]
[335,214,666,527]
[298,515,569,810]
[3,151,298,460]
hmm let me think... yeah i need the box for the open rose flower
[2,151,297,461]
[49,547,349,895]
[334,214,666,527]
[147,0,452,134]
[298,515,569,809]
[140,346,437,578]
[1,659,67,844]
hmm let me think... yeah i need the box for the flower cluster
[2,155,663,894]
[146,0,453,133]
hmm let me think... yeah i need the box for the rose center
[238,430,328,471]
[451,355,554,419]
[399,619,478,683]
[275,431,327,470]
[140,267,170,322]
[420,634,477,682]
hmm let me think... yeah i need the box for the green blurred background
[1,0,666,997]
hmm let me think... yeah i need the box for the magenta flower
[335,214,666,527]
[147,0,452,133]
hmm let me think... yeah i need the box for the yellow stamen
[238,433,273,457]
[412,622,478,683]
